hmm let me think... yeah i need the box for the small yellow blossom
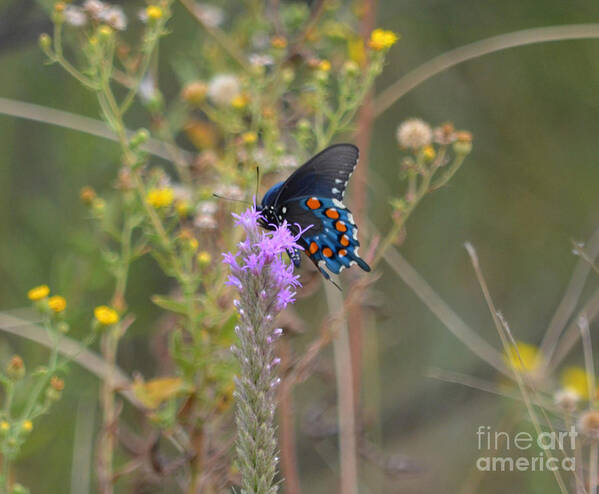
[146,187,174,208]
[21,421,33,433]
[368,28,399,51]
[197,251,212,266]
[98,25,113,39]
[146,5,163,20]
[231,94,249,109]
[176,200,191,217]
[318,60,331,72]
[422,145,436,161]
[94,305,119,326]
[28,285,49,301]
[48,295,67,313]
[0,422,9,432]
[271,36,287,49]
[241,131,258,144]
[503,341,542,373]
[561,366,594,400]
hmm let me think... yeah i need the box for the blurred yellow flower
[0,421,9,432]
[241,131,258,144]
[423,145,436,161]
[561,366,594,400]
[368,28,399,51]
[133,376,185,409]
[503,341,542,372]
[176,200,191,217]
[318,60,331,72]
[22,420,33,432]
[146,187,174,208]
[197,251,212,265]
[146,5,163,20]
[231,94,249,109]
[98,25,113,39]
[28,285,49,301]
[94,306,119,326]
[48,295,66,313]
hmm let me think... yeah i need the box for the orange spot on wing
[335,220,347,232]
[309,242,319,254]
[306,197,321,210]
[340,235,350,246]
[325,208,340,219]
[322,247,333,258]
[338,249,347,257]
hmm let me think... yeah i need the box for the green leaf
[151,295,188,315]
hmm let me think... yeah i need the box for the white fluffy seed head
[396,118,433,149]
[208,74,241,105]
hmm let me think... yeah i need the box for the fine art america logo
[476,426,576,472]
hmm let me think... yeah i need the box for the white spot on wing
[332,199,344,208]
[347,213,355,224]
[332,187,340,195]
[352,228,358,240]
[335,178,343,184]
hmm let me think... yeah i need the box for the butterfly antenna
[212,193,251,205]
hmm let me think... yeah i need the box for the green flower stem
[51,22,98,90]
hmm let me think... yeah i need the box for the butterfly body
[258,144,371,280]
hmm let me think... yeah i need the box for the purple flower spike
[223,204,303,494]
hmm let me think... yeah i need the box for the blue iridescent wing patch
[291,196,370,279]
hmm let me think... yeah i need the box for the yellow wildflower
[422,145,436,161]
[22,421,33,433]
[176,200,191,217]
[146,187,174,208]
[503,341,542,373]
[241,131,258,144]
[0,422,9,433]
[48,295,67,313]
[94,305,119,326]
[561,366,594,400]
[368,28,399,51]
[197,251,212,266]
[231,94,249,109]
[146,5,163,20]
[28,285,49,301]
[318,60,331,72]
[98,25,113,39]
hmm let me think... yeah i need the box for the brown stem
[349,0,377,410]
[187,425,205,494]
[278,340,301,494]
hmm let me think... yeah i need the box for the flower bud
[6,356,25,381]
[39,34,52,52]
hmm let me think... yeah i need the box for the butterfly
[257,143,371,283]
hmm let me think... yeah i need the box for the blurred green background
[2,0,599,492]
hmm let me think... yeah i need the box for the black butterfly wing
[274,144,359,204]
